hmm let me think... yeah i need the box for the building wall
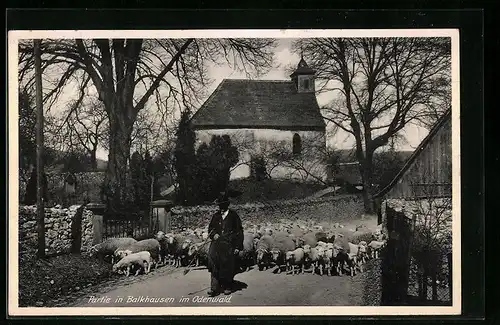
[194,128,327,182]
[386,118,452,199]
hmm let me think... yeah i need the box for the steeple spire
[290,56,316,93]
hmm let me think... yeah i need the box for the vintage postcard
[8,29,461,316]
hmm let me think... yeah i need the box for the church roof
[290,57,316,77]
[190,79,326,131]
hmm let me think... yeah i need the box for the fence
[407,252,452,304]
[381,205,452,306]
[102,208,160,241]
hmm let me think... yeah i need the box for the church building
[190,57,327,182]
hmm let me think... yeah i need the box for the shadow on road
[230,280,248,293]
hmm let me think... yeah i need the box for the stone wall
[169,194,364,231]
[19,205,94,256]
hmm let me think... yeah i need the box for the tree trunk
[90,148,98,171]
[104,109,134,212]
[34,39,46,258]
[360,153,375,214]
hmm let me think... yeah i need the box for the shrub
[173,110,197,205]
[194,135,239,203]
[250,156,268,181]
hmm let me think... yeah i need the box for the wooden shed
[375,110,452,200]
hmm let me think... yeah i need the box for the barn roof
[190,79,326,131]
[373,110,452,199]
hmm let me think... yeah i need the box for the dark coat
[207,209,244,281]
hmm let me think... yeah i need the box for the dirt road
[53,216,378,307]
[65,264,367,307]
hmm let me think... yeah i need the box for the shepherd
[206,191,244,297]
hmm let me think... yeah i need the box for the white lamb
[112,251,153,276]
[368,240,386,259]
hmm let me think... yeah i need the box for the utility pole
[34,39,45,258]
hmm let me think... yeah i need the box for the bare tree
[47,97,108,170]
[19,38,277,208]
[294,37,451,213]
[223,131,334,185]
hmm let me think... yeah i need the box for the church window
[303,79,310,90]
[293,133,302,155]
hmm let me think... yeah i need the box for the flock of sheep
[89,219,387,278]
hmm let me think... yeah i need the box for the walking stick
[182,229,239,276]
[183,229,217,275]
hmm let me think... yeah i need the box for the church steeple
[290,56,315,93]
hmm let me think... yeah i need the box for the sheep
[333,234,350,252]
[187,238,209,267]
[326,232,336,243]
[288,234,304,249]
[320,246,334,276]
[290,226,306,238]
[185,236,203,266]
[350,229,374,245]
[173,235,194,267]
[316,241,328,248]
[114,238,161,269]
[155,231,171,266]
[112,251,153,277]
[193,228,204,239]
[89,237,137,264]
[285,247,305,275]
[237,232,256,272]
[263,227,274,237]
[255,235,274,271]
[344,242,368,274]
[304,245,325,275]
[156,233,179,265]
[334,248,350,276]
[301,232,319,247]
[346,253,358,276]
[315,231,329,243]
[348,242,360,255]
[188,241,210,267]
[271,233,296,273]
[368,240,386,259]
[357,241,369,265]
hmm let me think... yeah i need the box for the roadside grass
[18,252,115,307]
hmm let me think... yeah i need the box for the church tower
[290,56,316,93]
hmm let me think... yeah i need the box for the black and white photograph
[8,29,460,316]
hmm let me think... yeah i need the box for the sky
[83,38,428,160]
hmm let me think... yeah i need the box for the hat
[214,191,230,205]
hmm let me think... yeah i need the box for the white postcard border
[8,28,461,316]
